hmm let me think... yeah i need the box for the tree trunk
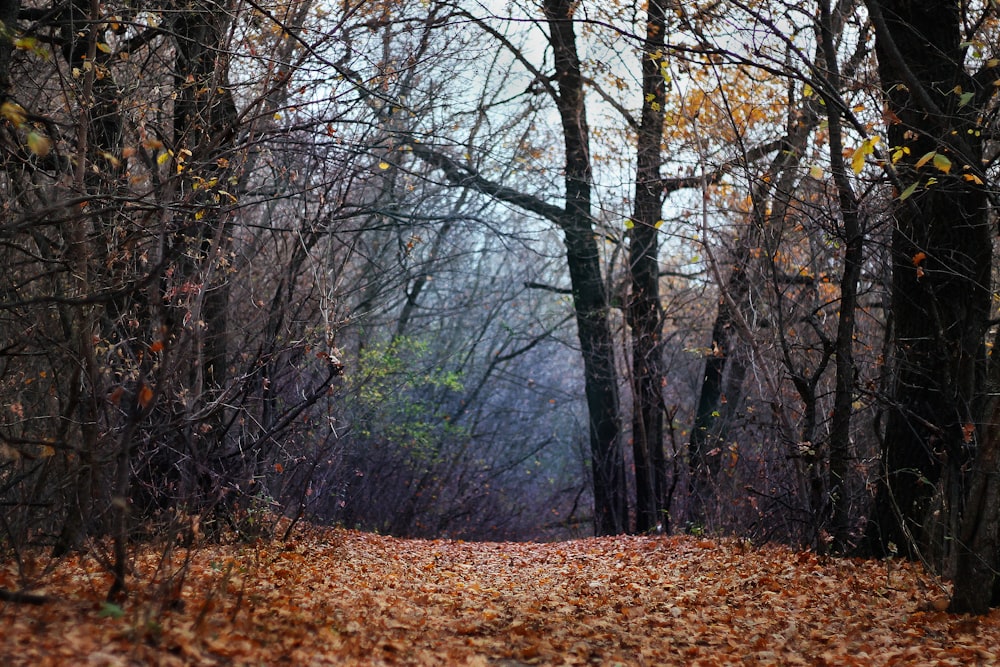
[863,0,991,564]
[168,0,240,506]
[950,392,1000,613]
[627,0,669,534]
[818,0,864,552]
[409,1,628,536]
[172,0,238,394]
[688,249,750,523]
[543,0,626,535]
[52,0,124,557]
[0,0,17,95]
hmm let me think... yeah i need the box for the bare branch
[661,138,785,193]
[407,140,567,225]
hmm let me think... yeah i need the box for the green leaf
[898,181,919,201]
[99,602,125,619]
[13,36,37,51]
[623,218,634,230]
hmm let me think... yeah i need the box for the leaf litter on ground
[0,523,997,666]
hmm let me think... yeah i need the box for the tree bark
[818,0,864,552]
[543,0,626,535]
[950,392,1000,613]
[863,0,991,564]
[0,0,17,95]
[52,0,124,558]
[172,0,238,395]
[627,0,669,534]
[168,0,240,505]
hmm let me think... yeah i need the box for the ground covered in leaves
[1,525,998,665]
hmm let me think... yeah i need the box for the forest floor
[0,523,998,666]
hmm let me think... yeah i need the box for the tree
[626,0,670,534]
[408,0,628,535]
[235,0,600,542]
[863,0,995,571]
[660,0,881,548]
[815,0,866,552]
[0,0,351,582]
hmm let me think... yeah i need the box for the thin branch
[524,281,573,294]
[661,138,785,193]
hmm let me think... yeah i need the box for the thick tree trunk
[168,0,240,506]
[173,0,238,395]
[950,393,1000,613]
[627,0,669,534]
[543,0,626,535]
[864,0,991,564]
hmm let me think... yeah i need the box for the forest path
[1,525,996,665]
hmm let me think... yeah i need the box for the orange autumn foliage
[1,525,997,665]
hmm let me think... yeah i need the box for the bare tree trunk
[688,125,813,525]
[818,0,865,552]
[863,0,992,566]
[951,383,1000,613]
[626,0,669,534]
[167,0,241,507]
[52,0,124,557]
[543,0,626,535]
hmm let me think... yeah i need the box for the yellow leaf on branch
[932,152,952,174]
[850,136,879,175]
[26,132,51,157]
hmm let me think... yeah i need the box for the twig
[0,588,52,605]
